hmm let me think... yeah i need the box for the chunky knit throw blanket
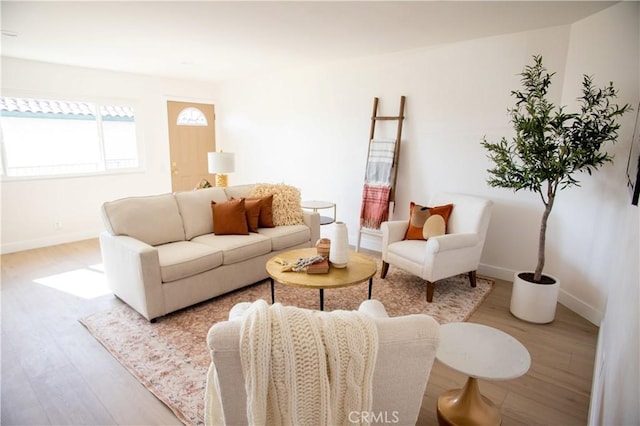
[239,300,379,426]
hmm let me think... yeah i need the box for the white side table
[435,322,531,426]
[301,200,336,226]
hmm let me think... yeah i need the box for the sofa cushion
[175,187,228,240]
[156,241,223,283]
[101,193,185,246]
[257,225,312,251]
[192,233,272,265]
[224,184,255,200]
[388,240,427,265]
[211,199,249,236]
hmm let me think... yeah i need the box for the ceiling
[1,1,616,83]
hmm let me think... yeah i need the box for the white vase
[329,221,349,268]
[510,271,560,324]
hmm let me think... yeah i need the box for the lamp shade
[207,152,235,174]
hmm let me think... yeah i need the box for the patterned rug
[80,265,493,426]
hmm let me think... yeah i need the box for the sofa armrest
[228,302,252,321]
[371,313,439,425]
[358,299,390,318]
[303,210,321,246]
[425,233,479,254]
[99,231,164,321]
[205,318,247,426]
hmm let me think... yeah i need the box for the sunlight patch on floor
[34,264,111,299]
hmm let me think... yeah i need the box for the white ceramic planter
[510,271,560,324]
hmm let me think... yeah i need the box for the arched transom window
[176,107,208,126]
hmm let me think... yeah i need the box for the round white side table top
[301,200,335,209]
[436,322,531,381]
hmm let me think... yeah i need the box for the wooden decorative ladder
[356,96,406,252]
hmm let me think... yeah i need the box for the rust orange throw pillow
[211,198,249,235]
[248,194,275,228]
[404,202,454,240]
[243,198,263,232]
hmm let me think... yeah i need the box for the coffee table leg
[368,277,373,299]
[270,278,275,304]
[319,289,324,311]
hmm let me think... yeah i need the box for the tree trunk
[534,195,555,282]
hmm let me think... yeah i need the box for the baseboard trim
[479,263,602,326]
[1,231,100,254]
[478,263,514,282]
[558,289,603,325]
[350,231,382,253]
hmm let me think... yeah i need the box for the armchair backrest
[206,303,440,425]
[429,192,493,239]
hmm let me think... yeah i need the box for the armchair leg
[426,281,435,303]
[380,261,390,279]
[468,271,477,288]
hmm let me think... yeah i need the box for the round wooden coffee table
[266,247,377,310]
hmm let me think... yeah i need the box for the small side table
[435,322,531,426]
[301,200,336,226]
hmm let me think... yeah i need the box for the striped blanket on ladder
[360,138,395,229]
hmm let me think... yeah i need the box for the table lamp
[207,151,235,187]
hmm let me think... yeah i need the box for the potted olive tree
[481,55,629,323]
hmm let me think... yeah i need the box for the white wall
[0,58,218,253]
[215,5,638,325]
[589,205,640,426]
[216,24,572,262]
[574,3,640,425]
[557,1,640,324]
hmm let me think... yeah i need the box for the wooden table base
[436,377,501,426]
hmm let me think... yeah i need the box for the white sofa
[99,184,320,321]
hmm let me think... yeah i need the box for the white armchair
[380,193,493,302]
[205,300,439,425]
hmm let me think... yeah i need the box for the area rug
[80,266,493,426]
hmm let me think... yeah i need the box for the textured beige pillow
[248,183,304,226]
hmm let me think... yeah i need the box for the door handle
[171,162,178,175]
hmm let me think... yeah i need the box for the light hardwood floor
[1,239,598,425]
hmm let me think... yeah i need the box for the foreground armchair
[205,299,439,425]
[380,193,493,302]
